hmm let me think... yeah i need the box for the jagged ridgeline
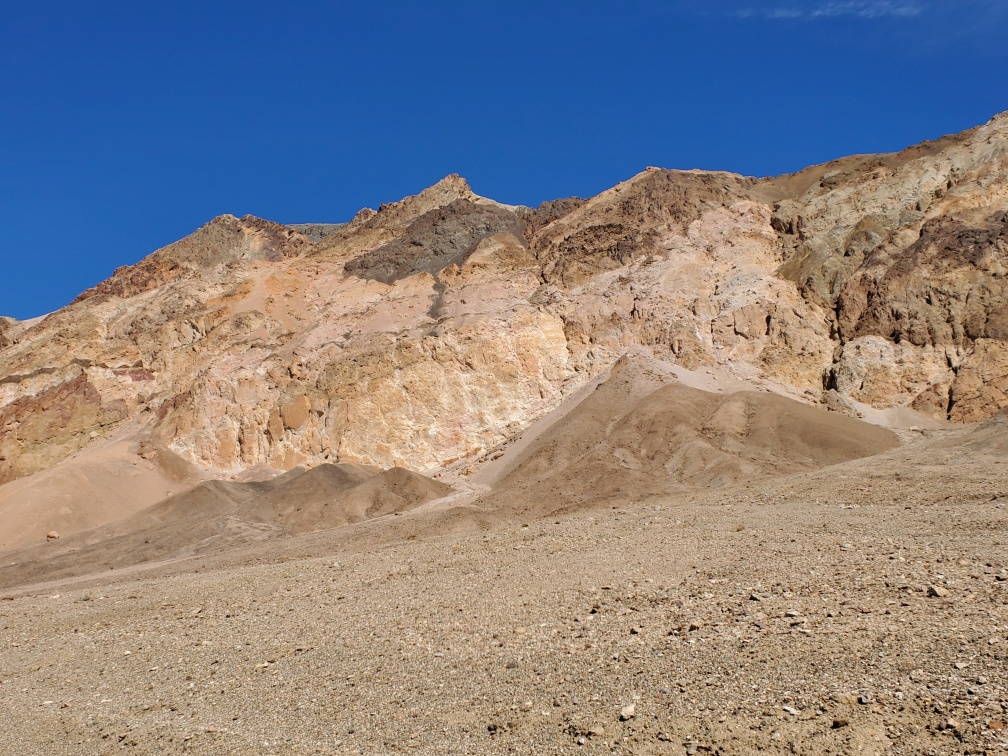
[1,114,1007,488]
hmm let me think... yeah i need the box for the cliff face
[764,113,1008,422]
[2,116,1006,483]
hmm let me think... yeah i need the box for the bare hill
[0,413,1005,754]
[1,112,1007,755]
[483,354,898,519]
[0,441,204,551]
[0,463,450,589]
[245,463,451,533]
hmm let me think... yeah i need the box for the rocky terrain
[0,113,1006,754]
[0,381,1005,754]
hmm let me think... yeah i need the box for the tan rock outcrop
[0,317,18,348]
[948,338,1008,422]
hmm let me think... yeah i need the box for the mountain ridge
[1,112,1006,491]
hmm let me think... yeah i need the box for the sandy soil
[0,367,1005,754]
[0,440,203,552]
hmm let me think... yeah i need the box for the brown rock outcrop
[0,317,18,348]
[74,214,311,303]
[0,372,129,484]
[948,338,1008,422]
[767,112,1008,419]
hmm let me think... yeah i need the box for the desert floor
[2,414,1007,755]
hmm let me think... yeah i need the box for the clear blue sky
[2,0,1006,319]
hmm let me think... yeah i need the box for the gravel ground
[1,429,1006,755]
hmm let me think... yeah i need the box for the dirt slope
[483,354,898,519]
[0,440,203,551]
[0,463,450,588]
[0,417,1004,754]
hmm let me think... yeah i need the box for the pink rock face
[0,374,128,484]
[1,113,1007,484]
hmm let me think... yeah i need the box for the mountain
[3,115,1008,756]
[1,113,1005,506]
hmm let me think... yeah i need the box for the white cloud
[813,1,923,17]
[732,1,925,20]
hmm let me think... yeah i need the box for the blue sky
[2,0,1006,319]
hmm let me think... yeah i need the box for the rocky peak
[73,213,311,304]
[367,174,476,230]
[343,198,527,284]
[529,167,755,287]
[167,213,310,266]
[424,173,474,199]
[982,109,1008,128]
[309,175,480,260]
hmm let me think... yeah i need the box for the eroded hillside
[1,114,1006,488]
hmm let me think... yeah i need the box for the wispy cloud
[732,1,925,20]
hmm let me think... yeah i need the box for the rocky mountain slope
[0,351,896,580]
[1,113,1006,496]
[1,115,1007,756]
